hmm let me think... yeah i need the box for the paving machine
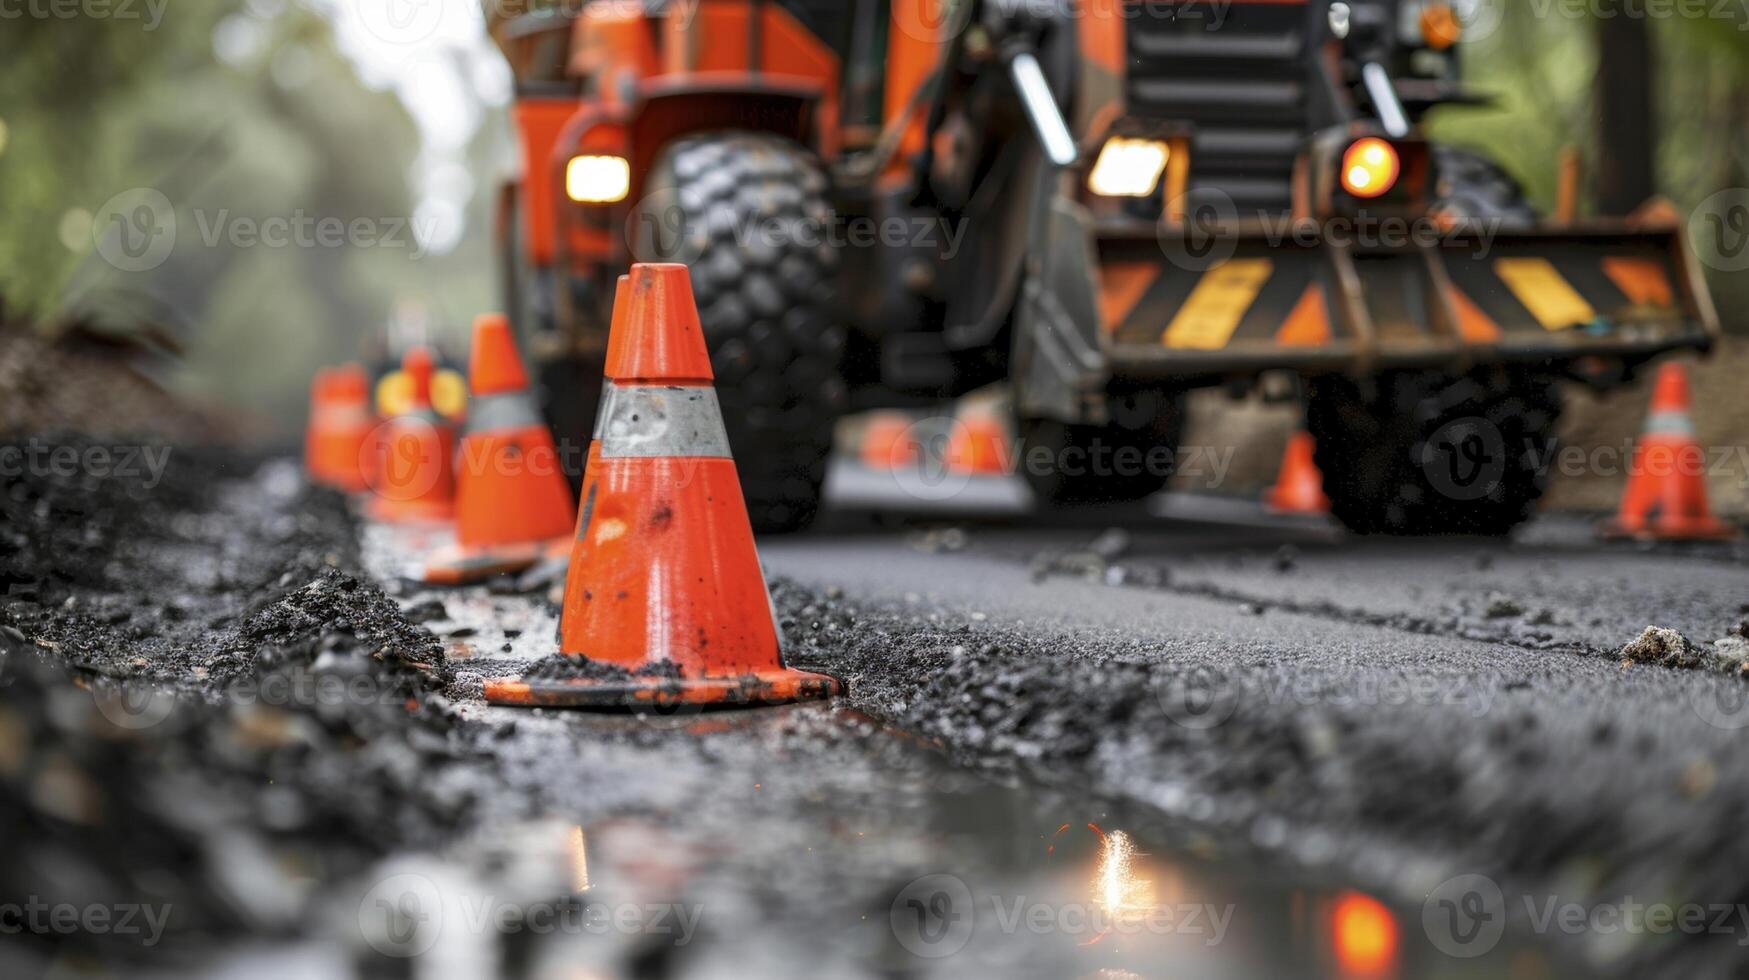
[488,0,1719,533]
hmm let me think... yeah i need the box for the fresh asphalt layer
[6,446,1745,978]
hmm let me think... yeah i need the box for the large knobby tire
[638,132,845,533]
[1432,145,1537,228]
[1306,370,1562,536]
[1017,391,1188,507]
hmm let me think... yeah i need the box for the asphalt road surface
[6,447,1748,978]
[373,459,1749,979]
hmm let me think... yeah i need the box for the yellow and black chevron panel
[1440,236,1687,340]
[1096,227,1704,365]
[1102,242,1339,351]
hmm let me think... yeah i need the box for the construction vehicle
[487,0,1719,534]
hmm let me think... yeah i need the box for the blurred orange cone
[365,346,457,524]
[423,314,576,584]
[1266,430,1331,515]
[1600,362,1737,541]
[321,363,377,494]
[484,264,841,708]
[945,413,1010,475]
[304,367,338,486]
[860,412,919,470]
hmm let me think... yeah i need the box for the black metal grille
[1125,2,1313,216]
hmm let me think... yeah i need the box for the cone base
[482,667,841,709]
[422,536,570,585]
[1597,517,1739,542]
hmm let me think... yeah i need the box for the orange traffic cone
[304,367,338,486]
[365,346,457,524]
[1600,362,1737,541]
[423,315,576,583]
[1266,430,1331,515]
[860,412,919,470]
[319,363,377,494]
[484,264,841,708]
[945,413,1011,475]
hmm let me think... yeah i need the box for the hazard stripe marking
[1162,258,1273,350]
[1274,283,1330,346]
[1446,285,1502,343]
[1600,256,1676,309]
[1098,262,1160,334]
[1494,258,1597,331]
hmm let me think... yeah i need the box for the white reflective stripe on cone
[597,385,732,459]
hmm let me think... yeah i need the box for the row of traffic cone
[859,412,1015,477]
[854,365,1732,539]
[308,265,839,710]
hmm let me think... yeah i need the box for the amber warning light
[1341,138,1401,200]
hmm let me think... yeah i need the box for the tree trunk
[1593,6,1657,215]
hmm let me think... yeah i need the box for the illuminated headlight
[1087,137,1170,198]
[565,155,630,204]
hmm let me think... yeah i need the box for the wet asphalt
[6,447,1748,978]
